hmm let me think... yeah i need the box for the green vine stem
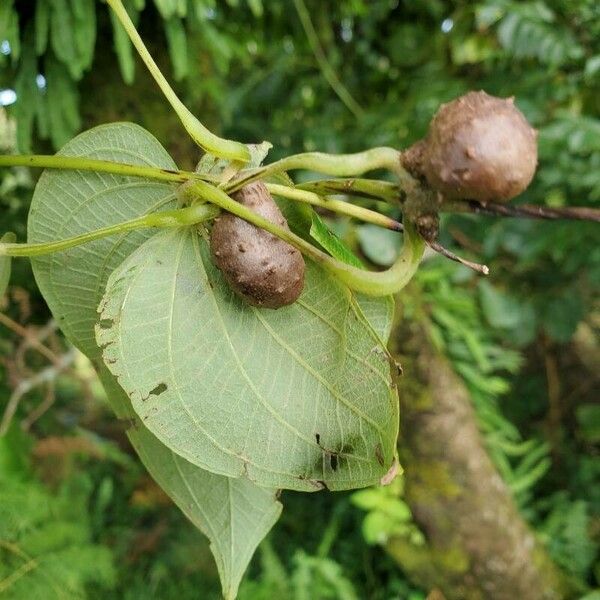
[106,0,250,163]
[0,155,400,229]
[265,183,402,231]
[297,178,398,203]
[190,180,425,296]
[0,204,220,258]
[227,147,413,192]
[0,154,202,184]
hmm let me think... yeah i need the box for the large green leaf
[96,226,398,491]
[28,123,282,599]
[28,122,179,359]
[99,367,282,600]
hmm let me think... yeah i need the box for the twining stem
[0,205,220,257]
[189,180,425,296]
[265,182,402,231]
[227,147,411,192]
[293,0,364,119]
[105,0,250,163]
[297,178,398,203]
[0,155,406,229]
[0,154,198,184]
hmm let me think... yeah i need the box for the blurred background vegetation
[0,0,599,598]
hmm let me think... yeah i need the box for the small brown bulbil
[210,181,305,309]
[404,91,538,203]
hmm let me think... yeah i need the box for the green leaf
[310,211,364,268]
[197,141,272,176]
[0,474,117,598]
[49,0,82,79]
[0,232,16,299]
[164,17,188,81]
[34,0,50,56]
[71,0,96,74]
[28,123,282,598]
[576,404,600,444]
[0,0,20,64]
[45,56,81,149]
[99,367,282,600]
[247,0,263,18]
[540,289,584,343]
[13,34,37,153]
[28,122,178,358]
[96,226,397,491]
[109,1,138,85]
[478,280,537,345]
[357,224,400,267]
[153,0,179,19]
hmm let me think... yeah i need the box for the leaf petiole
[265,183,402,231]
[296,178,399,203]
[0,154,198,183]
[0,204,220,258]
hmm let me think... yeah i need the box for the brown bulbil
[210,181,305,308]
[404,91,538,203]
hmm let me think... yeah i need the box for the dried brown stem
[0,349,76,435]
[427,240,489,275]
[444,199,600,222]
[0,312,61,366]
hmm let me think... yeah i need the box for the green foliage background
[0,0,599,598]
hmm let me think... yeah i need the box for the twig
[0,313,60,366]
[427,240,489,275]
[445,200,600,222]
[0,558,38,594]
[15,319,59,374]
[0,349,76,436]
[21,381,56,432]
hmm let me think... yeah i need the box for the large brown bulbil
[210,181,305,308]
[402,91,538,203]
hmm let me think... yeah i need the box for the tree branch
[443,199,600,222]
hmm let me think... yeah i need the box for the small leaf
[196,141,272,178]
[247,0,263,17]
[49,0,82,79]
[0,0,21,64]
[540,289,584,343]
[357,224,400,267]
[34,0,50,56]
[164,17,188,81]
[71,0,96,73]
[109,1,138,84]
[310,211,364,267]
[45,56,81,150]
[97,227,398,491]
[153,0,179,19]
[0,232,16,298]
[478,280,537,345]
[13,33,38,153]
[576,404,600,444]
